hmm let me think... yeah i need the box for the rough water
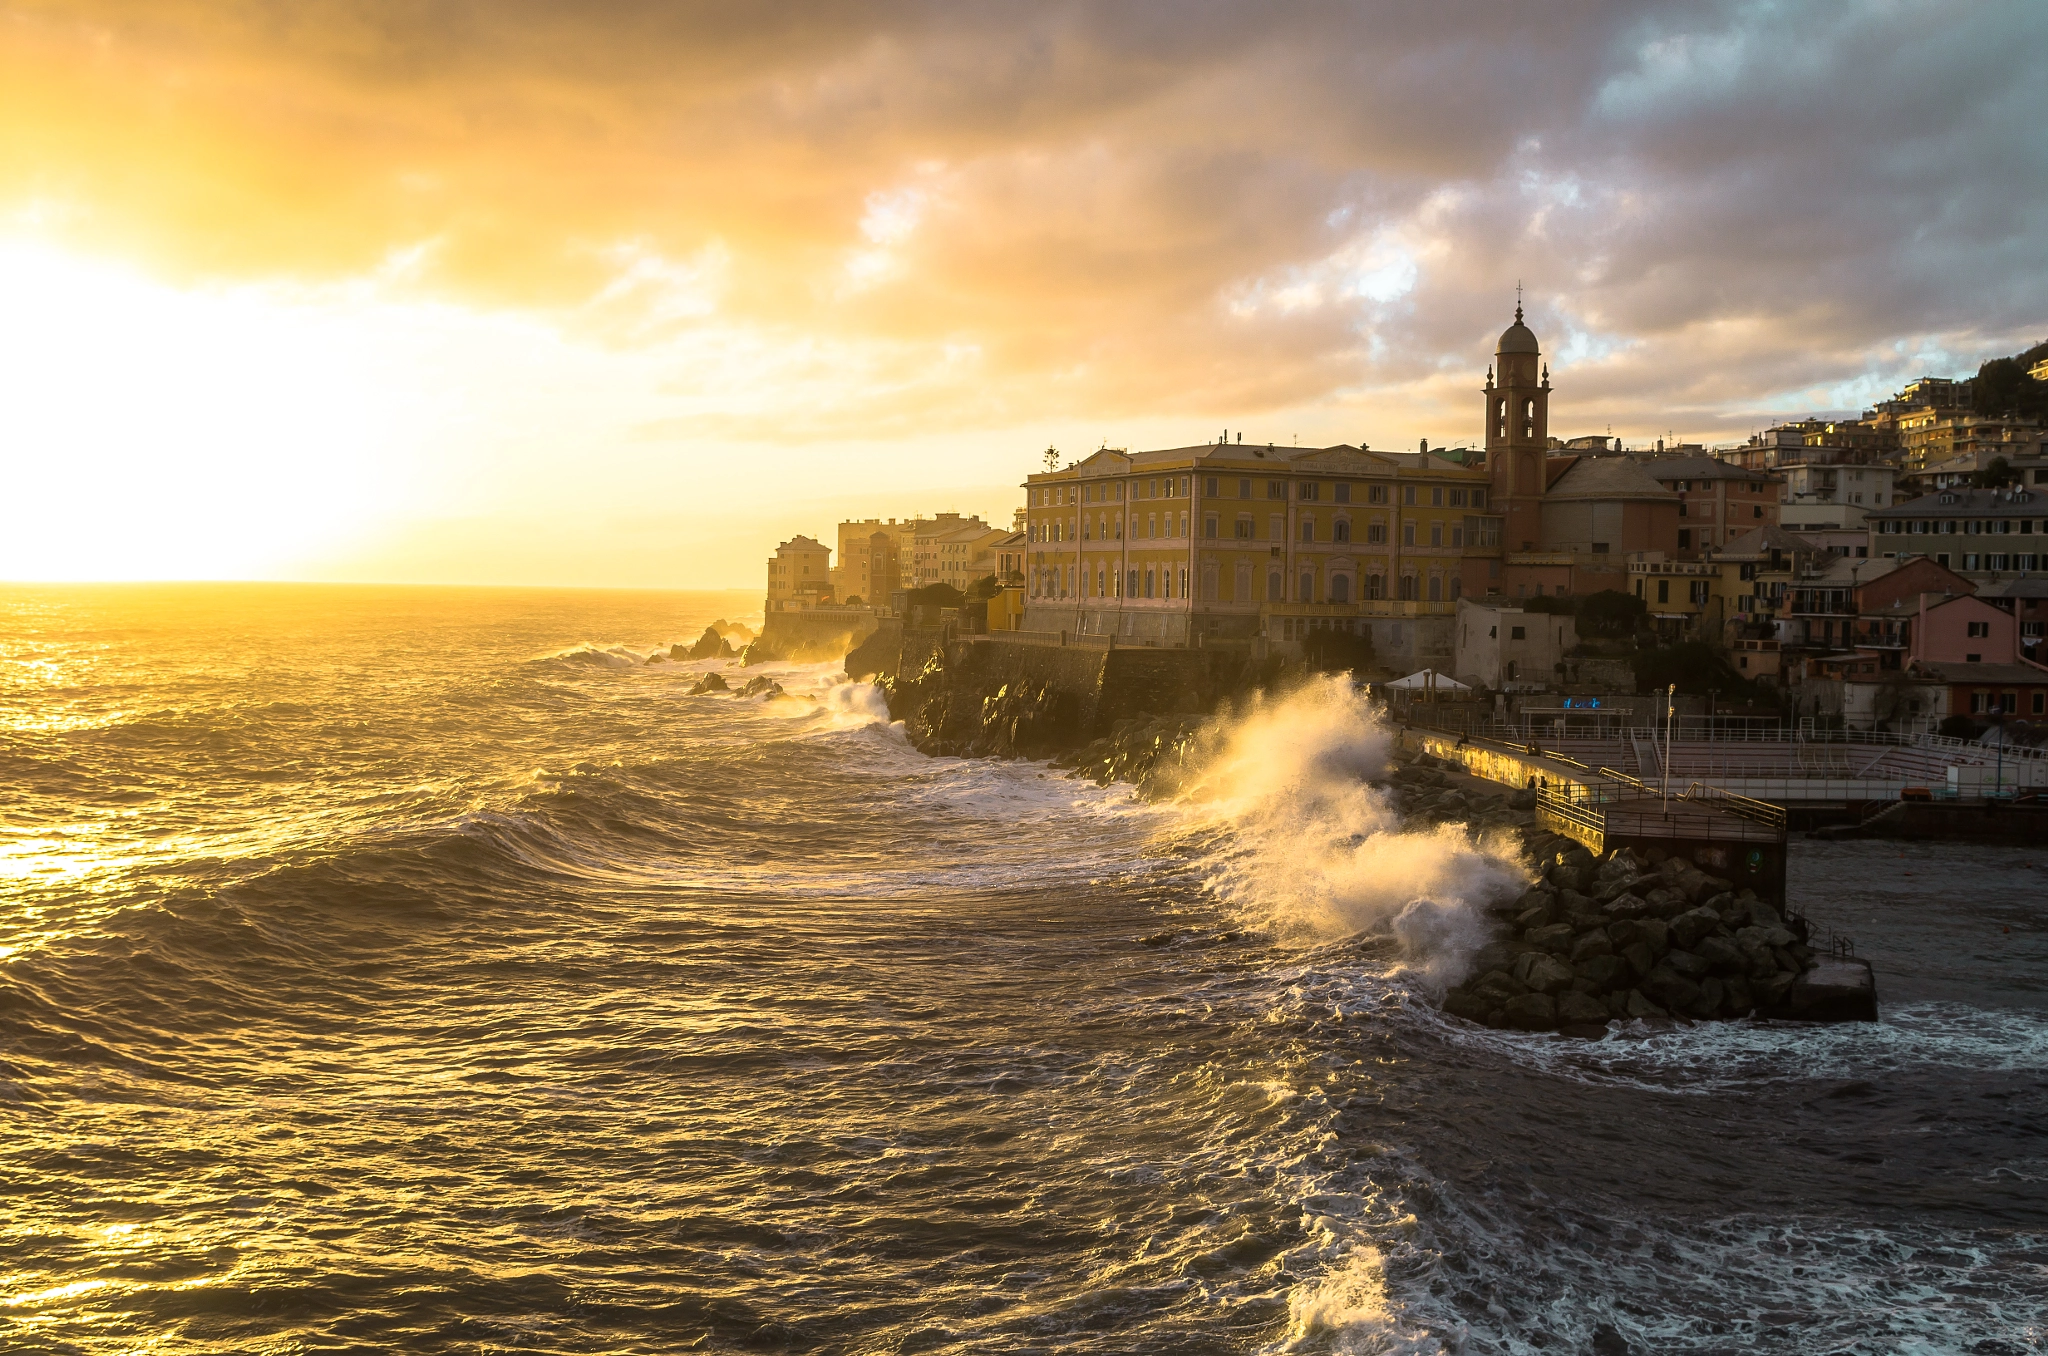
[3,583,2044,1355]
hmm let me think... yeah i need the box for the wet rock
[1624,989,1668,1020]
[1757,969,1798,1009]
[1670,906,1725,950]
[1620,941,1656,979]
[1525,923,1577,956]
[1512,952,1575,996]
[1471,941,1528,975]
[1555,990,1609,1027]
[1443,991,1492,1023]
[1722,976,1754,1015]
[1736,924,1798,953]
[1602,892,1652,921]
[1747,899,1787,930]
[1663,948,1710,980]
[1694,936,1745,974]
[1577,954,1631,992]
[1644,886,1692,918]
[1642,965,1702,1012]
[1696,976,1727,1016]
[688,672,730,695]
[1514,902,1558,932]
[1471,969,1528,1004]
[1569,928,1613,962]
[1503,992,1558,1031]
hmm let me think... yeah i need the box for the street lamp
[1662,681,1677,802]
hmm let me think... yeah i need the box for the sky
[2,1,2044,587]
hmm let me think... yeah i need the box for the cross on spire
[1515,280,1523,323]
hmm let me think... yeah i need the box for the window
[1299,571,1314,602]
[1268,571,1283,602]
[1369,485,1389,505]
[1430,521,1443,547]
[1335,483,1351,504]
[1268,480,1286,499]
[1144,568,1155,598]
[1300,482,1320,501]
[1966,653,1981,664]
[1965,554,1980,570]
[1270,515,1285,540]
[1147,514,1157,538]
[1753,505,1763,518]
[1239,478,1253,499]
[1510,625,1526,640]
[1206,476,1219,496]
[1431,487,1444,506]
[1235,563,1251,600]
[1968,621,1990,638]
[1472,490,1486,508]
[1126,570,1138,597]
[1235,517,1253,539]
[1449,488,1466,507]
[1657,579,1670,604]
[1678,528,1692,549]
[1331,574,1351,603]
[1367,574,1384,599]
[1591,542,1610,554]
[1690,580,1710,605]
[1428,575,1443,601]
[1301,518,1315,543]
[1334,519,1351,543]
[1205,514,1219,539]
[1403,485,1417,506]
[1399,574,1417,600]
[1403,522,1416,546]
[1367,521,1387,544]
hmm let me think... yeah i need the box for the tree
[1631,640,1750,697]
[906,582,965,610]
[1971,456,2017,488]
[1577,589,1647,638]
[965,574,1003,600]
[1972,356,2048,420]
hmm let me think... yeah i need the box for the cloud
[1,0,2044,582]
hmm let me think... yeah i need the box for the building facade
[766,535,833,610]
[1868,485,2048,585]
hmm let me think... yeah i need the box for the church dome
[1497,305,1539,354]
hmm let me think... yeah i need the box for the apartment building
[1867,485,2048,584]
[766,535,833,610]
[1642,455,1781,558]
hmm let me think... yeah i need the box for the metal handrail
[1683,780,1789,829]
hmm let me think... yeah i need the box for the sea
[2,583,2044,1355]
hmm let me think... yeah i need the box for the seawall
[744,608,881,664]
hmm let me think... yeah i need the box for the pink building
[1910,594,2025,666]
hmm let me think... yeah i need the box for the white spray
[1177,675,1527,985]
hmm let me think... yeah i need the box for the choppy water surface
[2,584,2044,1354]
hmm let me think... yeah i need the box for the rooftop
[1871,487,2046,518]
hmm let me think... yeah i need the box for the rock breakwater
[1442,841,1822,1033]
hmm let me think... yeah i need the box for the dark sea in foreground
[2,583,2044,1355]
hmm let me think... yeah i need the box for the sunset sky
[3,1,2044,587]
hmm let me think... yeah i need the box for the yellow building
[1021,441,1499,651]
[831,518,910,605]
[766,535,832,611]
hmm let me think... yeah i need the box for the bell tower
[1484,299,1549,553]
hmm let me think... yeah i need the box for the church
[1016,304,1683,657]
[1481,305,1682,599]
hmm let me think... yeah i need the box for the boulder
[1756,970,1798,1009]
[1747,899,1787,930]
[1642,965,1702,1012]
[1623,989,1668,1020]
[1663,948,1710,980]
[1644,887,1692,918]
[1722,975,1754,1015]
[1503,992,1558,1031]
[1670,906,1725,950]
[685,625,726,661]
[1471,969,1528,1004]
[1525,923,1577,956]
[1697,977,1727,1015]
[1620,941,1657,979]
[1694,936,1746,974]
[1512,952,1575,996]
[1577,954,1631,992]
[1570,928,1613,963]
[1471,941,1528,975]
[1514,903,1558,932]
[1556,990,1610,1027]
[1443,991,1492,1023]
[688,672,730,695]
[1603,892,1653,921]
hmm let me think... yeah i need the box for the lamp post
[1662,681,1677,802]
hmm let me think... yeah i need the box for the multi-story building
[1020,440,1497,656]
[1640,455,1781,558]
[909,513,991,588]
[1452,597,1578,690]
[1894,410,2042,475]
[832,518,911,605]
[927,522,1013,593]
[766,535,833,610]
[1867,485,2048,584]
